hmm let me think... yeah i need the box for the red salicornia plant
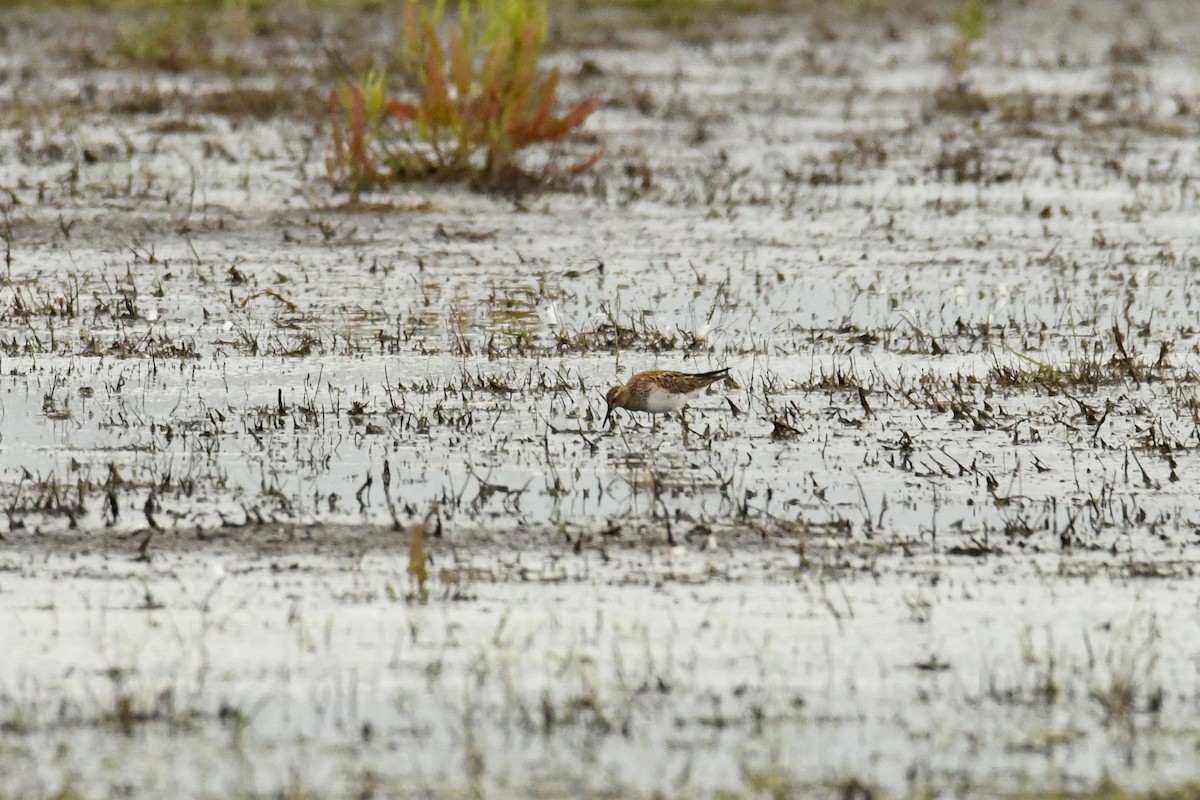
[327,0,603,196]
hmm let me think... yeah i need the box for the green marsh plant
[947,0,985,86]
[936,0,990,114]
[326,0,603,197]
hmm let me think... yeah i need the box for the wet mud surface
[2,0,1200,797]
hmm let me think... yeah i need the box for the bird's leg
[680,411,691,445]
[651,414,659,433]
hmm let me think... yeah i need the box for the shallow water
[2,0,1200,796]
[1,547,1196,798]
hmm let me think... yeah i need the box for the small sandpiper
[603,367,730,429]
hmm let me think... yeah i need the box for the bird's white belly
[642,385,696,413]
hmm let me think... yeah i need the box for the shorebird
[603,367,730,429]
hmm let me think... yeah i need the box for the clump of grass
[990,349,1112,390]
[935,0,990,114]
[991,326,1163,391]
[110,7,226,72]
[407,504,439,602]
[553,317,686,354]
[947,0,985,85]
[326,0,603,197]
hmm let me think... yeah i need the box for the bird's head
[603,384,629,427]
